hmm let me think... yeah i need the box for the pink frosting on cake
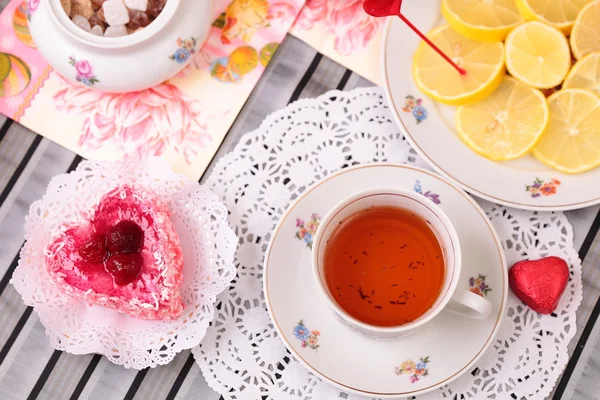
[45,185,184,320]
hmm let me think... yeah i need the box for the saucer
[264,163,507,397]
[382,0,600,211]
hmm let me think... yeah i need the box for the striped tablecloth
[2,2,600,399]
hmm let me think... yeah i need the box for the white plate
[382,0,600,211]
[264,164,507,397]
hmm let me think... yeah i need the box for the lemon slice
[534,89,600,174]
[563,52,600,97]
[570,1,600,60]
[412,25,505,106]
[456,76,549,161]
[505,21,571,89]
[515,0,594,35]
[442,0,524,42]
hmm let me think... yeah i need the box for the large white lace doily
[194,87,583,399]
[11,158,237,369]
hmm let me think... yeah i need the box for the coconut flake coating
[45,185,184,320]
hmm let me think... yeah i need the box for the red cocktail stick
[364,0,467,75]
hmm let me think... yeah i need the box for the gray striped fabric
[1,2,600,398]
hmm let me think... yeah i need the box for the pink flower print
[409,375,419,384]
[301,341,308,348]
[296,218,305,228]
[295,0,328,30]
[267,2,298,25]
[28,0,39,13]
[53,79,211,164]
[294,0,383,55]
[75,60,94,79]
[68,57,99,87]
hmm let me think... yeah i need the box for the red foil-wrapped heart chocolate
[509,256,569,314]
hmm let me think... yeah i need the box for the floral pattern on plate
[394,356,430,383]
[469,274,491,297]
[402,95,428,124]
[414,180,440,204]
[295,213,321,249]
[526,178,561,198]
[293,320,320,351]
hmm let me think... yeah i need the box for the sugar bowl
[27,0,213,92]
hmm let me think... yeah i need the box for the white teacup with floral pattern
[312,188,492,339]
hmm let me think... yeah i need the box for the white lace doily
[194,87,583,399]
[11,158,237,369]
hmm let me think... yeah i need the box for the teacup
[312,188,491,339]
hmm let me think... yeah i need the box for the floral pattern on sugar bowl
[170,37,197,64]
[394,356,430,383]
[68,56,99,87]
[293,320,320,351]
[27,0,213,92]
[295,213,321,249]
[26,0,39,19]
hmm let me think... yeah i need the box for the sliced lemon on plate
[505,21,571,89]
[534,89,600,174]
[563,52,600,97]
[515,0,594,35]
[412,25,505,106]
[456,76,549,161]
[442,0,524,42]
[570,1,600,60]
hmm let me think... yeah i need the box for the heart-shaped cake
[45,185,184,320]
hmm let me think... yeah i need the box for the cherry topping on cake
[106,253,144,286]
[78,235,108,264]
[106,220,143,254]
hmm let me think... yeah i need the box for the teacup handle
[447,290,492,320]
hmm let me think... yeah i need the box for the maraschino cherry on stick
[364,0,467,75]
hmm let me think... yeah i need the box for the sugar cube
[104,24,128,37]
[90,25,104,36]
[103,0,130,26]
[72,14,92,32]
[124,0,148,12]
[71,0,94,19]
[60,0,72,16]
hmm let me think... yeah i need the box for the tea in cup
[312,188,491,339]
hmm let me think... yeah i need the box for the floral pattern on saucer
[414,180,441,204]
[402,95,428,124]
[526,178,561,198]
[295,213,321,249]
[394,356,430,383]
[293,320,320,351]
[469,274,491,297]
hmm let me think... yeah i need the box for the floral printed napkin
[0,0,305,180]
[290,0,384,85]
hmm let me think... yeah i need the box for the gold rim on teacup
[312,188,492,339]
